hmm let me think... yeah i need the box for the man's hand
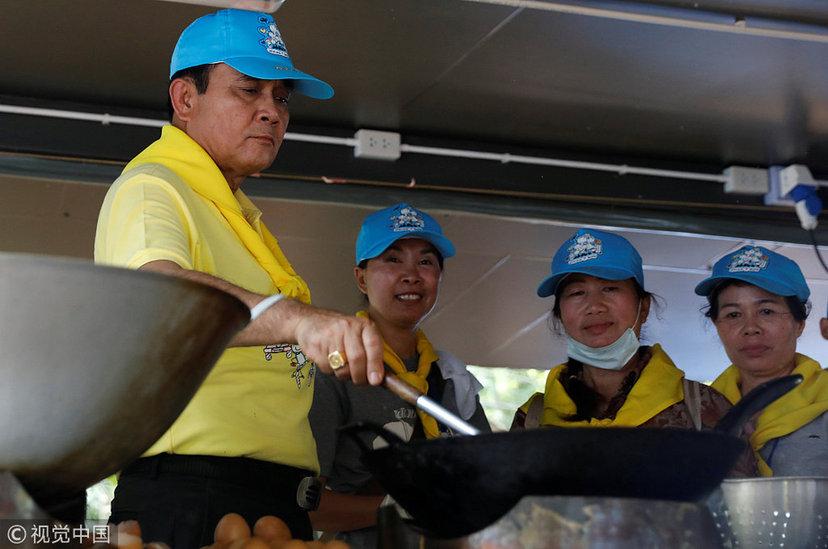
[138,261,385,386]
[289,302,384,386]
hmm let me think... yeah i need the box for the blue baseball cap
[694,245,810,302]
[356,203,455,264]
[537,228,644,298]
[170,9,334,100]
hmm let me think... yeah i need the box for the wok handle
[714,374,803,437]
[383,372,481,436]
[383,372,424,407]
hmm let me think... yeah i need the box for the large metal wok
[0,253,249,514]
[345,374,802,538]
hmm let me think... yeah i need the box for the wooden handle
[383,372,423,406]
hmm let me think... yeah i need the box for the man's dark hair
[167,64,215,120]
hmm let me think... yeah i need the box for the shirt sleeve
[698,383,736,429]
[95,169,196,270]
[309,373,349,477]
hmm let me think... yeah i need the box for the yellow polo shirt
[94,126,318,472]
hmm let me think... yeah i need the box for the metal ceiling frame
[462,0,828,43]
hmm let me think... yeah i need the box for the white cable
[0,104,166,128]
[249,294,285,321]
[285,132,356,146]
[400,143,726,182]
[0,102,736,183]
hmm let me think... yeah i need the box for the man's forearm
[138,260,384,385]
[139,259,297,346]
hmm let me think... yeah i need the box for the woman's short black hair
[702,279,809,322]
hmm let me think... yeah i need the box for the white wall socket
[723,166,769,194]
[354,129,402,161]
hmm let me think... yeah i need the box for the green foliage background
[467,365,550,432]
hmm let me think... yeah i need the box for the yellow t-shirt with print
[94,125,319,473]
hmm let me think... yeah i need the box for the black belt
[120,453,321,510]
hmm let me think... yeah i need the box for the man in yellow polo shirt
[94,9,384,548]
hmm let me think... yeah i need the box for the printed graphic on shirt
[728,247,768,273]
[567,233,603,264]
[394,408,417,421]
[257,17,289,58]
[263,343,315,389]
[391,205,425,232]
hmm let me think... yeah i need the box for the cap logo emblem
[391,206,425,233]
[567,233,602,264]
[727,247,767,273]
[257,17,289,59]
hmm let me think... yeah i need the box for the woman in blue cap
[512,228,756,475]
[696,245,828,476]
[308,203,490,548]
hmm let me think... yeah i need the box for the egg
[252,515,292,544]
[213,513,252,543]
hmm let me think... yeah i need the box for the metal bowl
[420,496,724,549]
[0,253,249,504]
[706,476,828,548]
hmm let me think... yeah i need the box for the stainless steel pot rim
[721,475,828,484]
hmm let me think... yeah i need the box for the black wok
[343,374,802,539]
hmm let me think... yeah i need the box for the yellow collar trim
[124,125,310,302]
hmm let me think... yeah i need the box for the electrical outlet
[723,166,769,194]
[354,129,401,161]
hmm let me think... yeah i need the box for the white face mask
[565,300,643,371]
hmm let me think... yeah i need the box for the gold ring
[328,350,347,370]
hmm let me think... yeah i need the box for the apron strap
[682,378,703,431]
[525,393,545,429]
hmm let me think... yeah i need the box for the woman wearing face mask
[308,203,491,549]
[511,228,757,476]
[696,245,828,476]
